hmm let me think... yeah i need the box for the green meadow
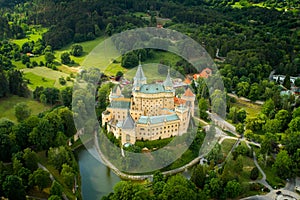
[0,95,51,122]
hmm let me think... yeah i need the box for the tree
[236,81,250,97]
[61,87,73,108]
[48,146,72,171]
[48,195,62,200]
[209,177,223,198]
[283,74,291,89]
[261,99,275,118]
[70,44,83,57]
[198,98,208,119]
[14,102,31,122]
[50,181,63,197]
[61,164,75,188]
[29,118,55,150]
[160,175,198,200]
[121,52,138,69]
[261,132,277,154]
[61,52,71,64]
[0,132,14,162]
[0,118,14,134]
[23,148,38,172]
[250,167,259,180]
[111,181,150,200]
[190,164,206,188]
[105,23,114,36]
[272,150,292,179]
[225,180,241,198]
[59,77,66,85]
[293,107,300,119]
[248,83,261,101]
[228,107,238,123]
[236,123,244,135]
[45,52,55,63]
[295,78,300,87]
[275,109,290,131]
[153,171,164,184]
[0,71,8,97]
[58,107,76,137]
[2,175,26,200]
[263,119,281,134]
[29,168,51,191]
[237,108,247,123]
[288,117,300,132]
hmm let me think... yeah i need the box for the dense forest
[0,0,299,100]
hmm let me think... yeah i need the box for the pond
[78,147,121,200]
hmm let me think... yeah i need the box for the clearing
[0,95,51,122]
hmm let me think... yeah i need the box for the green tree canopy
[60,52,71,64]
[272,150,292,179]
[70,44,83,57]
[45,52,55,63]
[14,102,31,122]
[121,52,139,69]
[29,168,51,191]
[2,175,26,200]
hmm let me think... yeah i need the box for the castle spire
[133,57,147,91]
[163,68,173,90]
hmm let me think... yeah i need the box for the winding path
[38,163,69,200]
[252,152,273,191]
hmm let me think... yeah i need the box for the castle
[102,63,196,146]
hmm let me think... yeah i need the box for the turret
[133,62,147,91]
[163,69,173,91]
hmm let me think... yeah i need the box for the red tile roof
[174,97,186,105]
[193,68,212,80]
[183,88,195,97]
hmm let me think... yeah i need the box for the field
[0,95,51,122]
[24,72,56,90]
[108,51,182,78]
[11,26,48,47]
[54,36,107,66]
[230,98,262,118]
[231,1,284,11]
[22,67,72,90]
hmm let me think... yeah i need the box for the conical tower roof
[164,69,173,89]
[122,112,135,130]
[183,88,195,97]
[133,63,147,90]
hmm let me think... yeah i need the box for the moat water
[78,146,192,199]
[78,147,121,200]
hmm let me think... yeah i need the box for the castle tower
[181,88,196,117]
[133,62,147,91]
[109,84,123,102]
[163,69,173,91]
[121,112,136,145]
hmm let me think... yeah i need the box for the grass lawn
[22,67,72,89]
[104,62,127,76]
[11,27,48,47]
[55,36,107,66]
[124,63,167,82]
[220,139,236,157]
[123,51,183,81]
[230,98,261,118]
[261,165,285,189]
[0,95,51,122]
[24,72,56,90]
